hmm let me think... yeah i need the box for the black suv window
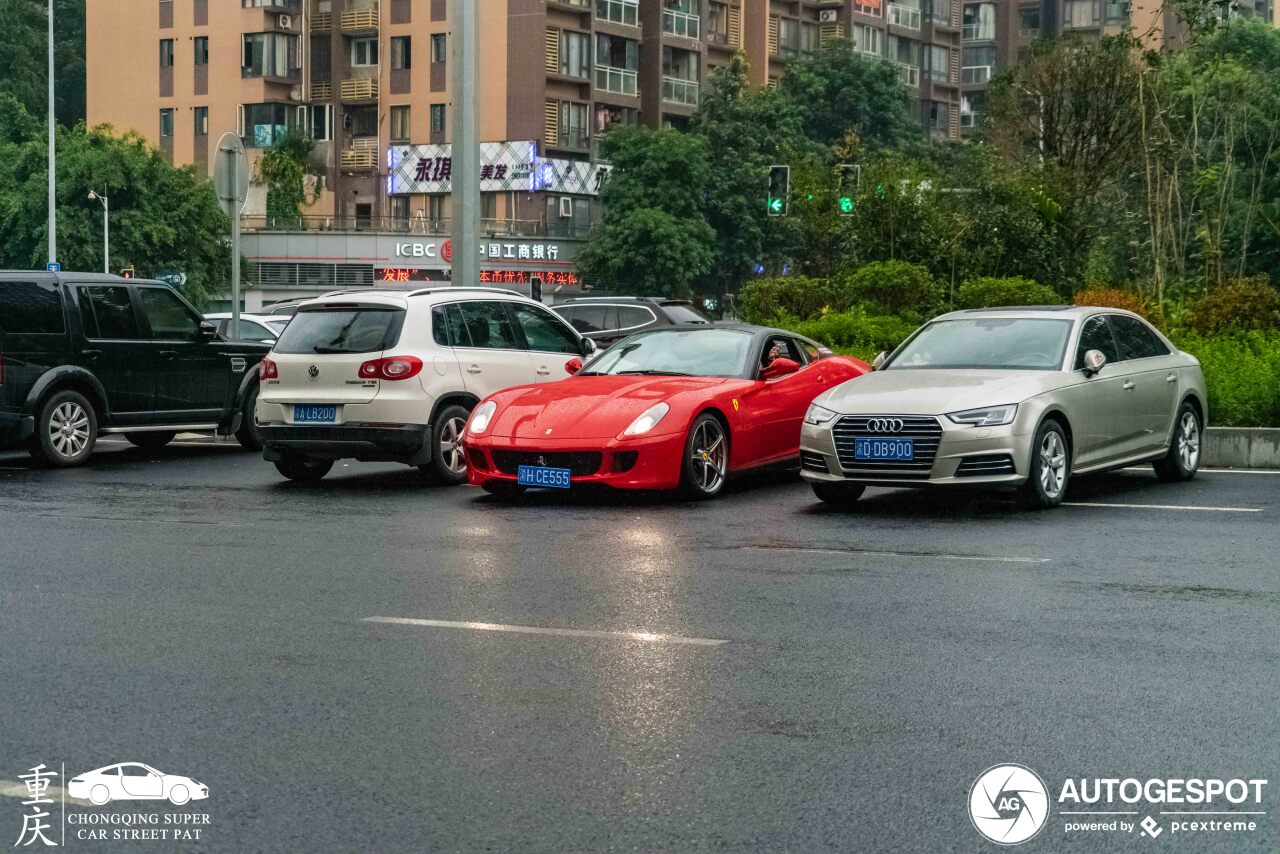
[1109,315,1169,360]
[617,306,655,330]
[79,286,142,340]
[565,305,609,333]
[660,302,709,324]
[510,303,580,354]
[138,287,202,340]
[0,281,65,334]
[1075,315,1119,369]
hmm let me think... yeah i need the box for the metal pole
[230,150,241,339]
[451,0,479,288]
[47,0,56,266]
[103,196,109,274]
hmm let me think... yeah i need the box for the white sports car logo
[67,763,209,806]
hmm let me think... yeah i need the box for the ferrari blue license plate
[293,404,337,424]
[517,465,572,489]
[854,437,914,461]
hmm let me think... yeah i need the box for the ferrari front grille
[491,450,603,477]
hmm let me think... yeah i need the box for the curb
[1203,427,1280,469]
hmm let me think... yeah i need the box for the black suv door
[0,278,70,421]
[73,283,153,423]
[134,285,229,421]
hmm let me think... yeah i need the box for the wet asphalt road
[0,437,1277,852]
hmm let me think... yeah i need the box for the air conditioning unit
[819,9,839,22]
[559,197,573,218]
[278,14,293,30]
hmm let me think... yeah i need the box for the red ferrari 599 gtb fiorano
[463,326,870,499]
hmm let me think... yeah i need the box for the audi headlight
[946,404,1018,426]
[804,403,838,426]
[468,401,497,435]
[622,402,670,437]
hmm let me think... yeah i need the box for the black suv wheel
[31,390,98,467]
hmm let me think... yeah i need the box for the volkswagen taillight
[259,358,279,379]
[358,356,423,381]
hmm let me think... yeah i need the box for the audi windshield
[887,318,1073,371]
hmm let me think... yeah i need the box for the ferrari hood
[485,375,729,439]
[816,368,1071,415]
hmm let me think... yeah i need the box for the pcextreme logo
[968,764,1270,845]
[10,762,211,847]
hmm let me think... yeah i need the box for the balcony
[341,137,378,169]
[961,65,992,84]
[311,11,332,28]
[596,0,638,26]
[341,3,378,32]
[888,4,922,29]
[663,9,700,40]
[594,65,638,97]
[662,76,700,106]
[896,63,920,87]
[960,111,981,128]
[341,76,378,101]
[962,23,995,40]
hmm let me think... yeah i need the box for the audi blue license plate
[293,404,337,424]
[517,465,572,489]
[854,437,914,461]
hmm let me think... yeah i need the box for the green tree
[779,40,920,153]
[256,129,319,223]
[0,0,86,126]
[0,94,231,306]
[576,126,715,298]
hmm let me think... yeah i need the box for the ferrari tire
[812,481,866,506]
[679,414,728,500]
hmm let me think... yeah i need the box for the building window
[596,0,638,26]
[241,102,293,148]
[391,36,411,70]
[929,101,950,132]
[594,33,638,95]
[558,101,589,148]
[160,39,174,67]
[800,21,819,54]
[308,104,332,141]
[928,44,950,82]
[708,1,730,43]
[194,106,208,136]
[243,32,299,78]
[560,30,590,78]
[194,36,209,66]
[159,109,174,137]
[777,17,799,56]
[1018,7,1040,34]
[1063,0,1099,28]
[854,0,883,18]
[430,33,447,63]
[390,105,410,142]
[853,24,883,55]
[962,3,996,40]
[351,37,378,67]
[1105,0,1127,21]
[426,194,446,224]
[430,103,446,134]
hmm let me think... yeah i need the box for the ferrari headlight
[468,401,497,434]
[804,403,838,426]
[946,404,1018,427]
[622,402,670,437]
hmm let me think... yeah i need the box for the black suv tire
[235,384,263,451]
[30,390,98,468]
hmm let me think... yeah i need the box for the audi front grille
[955,454,1017,477]
[830,415,943,479]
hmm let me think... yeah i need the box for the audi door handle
[1122,380,1136,390]
[467,365,482,374]
[1166,374,1177,383]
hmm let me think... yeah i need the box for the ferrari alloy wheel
[680,414,728,500]
[1154,401,1201,483]
[1015,419,1069,510]
[420,405,470,485]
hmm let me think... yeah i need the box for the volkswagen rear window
[273,306,405,354]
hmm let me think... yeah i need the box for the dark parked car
[551,297,710,348]
[0,272,268,467]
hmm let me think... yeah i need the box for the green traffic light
[768,197,784,213]
[839,197,854,214]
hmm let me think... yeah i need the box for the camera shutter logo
[968,764,1050,845]
[867,418,904,433]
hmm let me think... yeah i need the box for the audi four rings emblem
[308,365,319,378]
[866,418,905,433]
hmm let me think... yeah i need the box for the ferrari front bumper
[464,431,687,491]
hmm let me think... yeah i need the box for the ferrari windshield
[888,317,1073,370]
[581,328,753,378]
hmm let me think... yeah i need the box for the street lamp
[88,190,109,274]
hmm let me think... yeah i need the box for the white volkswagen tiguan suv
[257,287,592,483]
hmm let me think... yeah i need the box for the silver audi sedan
[800,307,1207,509]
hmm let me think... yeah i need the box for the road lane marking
[362,616,728,647]
[1200,467,1280,475]
[0,782,92,807]
[12,511,245,527]
[1064,501,1260,513]
[740,545,1049,564]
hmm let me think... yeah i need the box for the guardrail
[961,65,992,84]
[662,76,699,106]
[595,0,638,26]
[663,9,700,39]
[594,65,638,96]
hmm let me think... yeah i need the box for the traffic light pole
[47,0,56,267]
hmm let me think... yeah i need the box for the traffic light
[530,275,543,303]
[838,164,860,216]
[119,267,135,279]
[767,165,789,216]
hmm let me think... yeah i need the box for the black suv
[0,272,268,467]
[550,297,710,348]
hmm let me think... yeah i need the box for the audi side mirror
[872,351,888,371]
[1083,349,1107,376]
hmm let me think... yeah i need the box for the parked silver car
[800,307,1207,509]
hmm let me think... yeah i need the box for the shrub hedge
[955,276,1062,309]
[1172,331,1280,428]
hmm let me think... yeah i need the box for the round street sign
[213,132,250,218]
